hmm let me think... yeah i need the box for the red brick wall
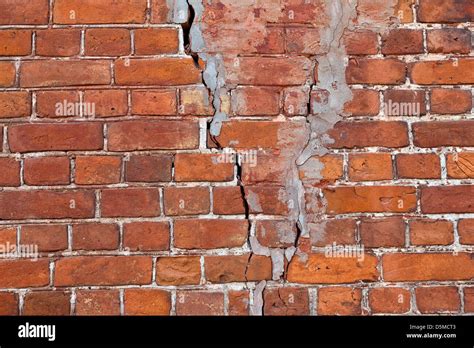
[0,0,473,316]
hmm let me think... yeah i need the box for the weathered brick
[179,87,213,116]
[124,289,171,315]
[174,219,248,249]
[0,92,31,118]
[384,89,426,116]
[430,89,472,115]
[324,186,416,214]
[0,30,32,56]
[101,188,160,217]
[73,223,119,251]
[369,288,410,314]
[55,256,152,286]
[75,156,122,185]
[115,58,201,86]
[164,187,210,216]
[84,90,128,118]
[205,254,272,283]
[458,219,474,245]
[9,123,103,153]
[76,290,120,315]
[413,121,474,148]
[0,62,15,87]
[382,29,423,55]
[123,222,169,251]
[125,154,172,182]
[348,153,393,181]
[346,59,406,85]
[36,29,81,57]
[107,120,199,151]
[409,219,454,246]
[418,0,474,23]
[344,89,380,116]
[0,259,50,288]
[174,153,234,182]
[396,154,440,179]
[311,219,357,247]
[256,220,297,248]
[23,291,70,315]
[410,59,474,85]
[24,157,71,186]
[231,87,280,116]
[465,288,474,313]
[427,29,472,54]
[318,287,361,316]
[228,290,250,316]
[264,288,309,316]
[20,60,112,87]
[131,89,177,116]
[36,91,80,118]
[344,30,378,55]
[421,186,474,213]
[245,186,290,215]
[156,257,201,286]
[176,292,224,316]
[287,253,379,284]
[383,253,474,281]
[0,190,95,219]
[21,224,68,252]
[212,186,246,215]
[0,0,49,25]
[360,218,405,248]
[416,287,460,314]
[85,29,130,56]
[0,293,18,315]
[54,0,147,24]
[0,157,20,186]
[134,28,179,55]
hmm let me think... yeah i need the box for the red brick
[124,289,171,315]
[283,86,309,116]
[0,30,31,56]
[123,222,169,251]
[416,287,460,314]
[115,58,201,86]
[20,60,111,87]
[242,152,292,185]
[176,291,224,316]
[36,91,80,118]
[9,123,103,153]
[164,187,210,216]
[287,253,379,284]
[328,121,409,149]
[76,290,120,315]
[357,0,414,24]
[174,219,248,249]
[0,91,31,118]
[0,190,95,219]
[369,288,410,314]
[418,0,474,23]
[24,157,70,186]
[465,287,474,313]
[75,156,121,185]
[264,288,309,316]
[427,29,471,54]
[84,90,128,117]
[396,154,440,179]
[229,290,250,316]
[285,27,322,55]
[156,257,201,286]
[175,153,234,182]
[344,90,379,116]
[125,154,172,182]
[213,186,246,215]
[0,0,49,25]
[131,89,177,116]
[360,218,405,248]
[231,87,280,116]
[226,56,312,86]
[73,223,119,251]
[299,155,344,182]
[383,253,474,281]
[101,188,160,218]
[134,28,179,54]
[23,291,70,315]
[0,226,16,246]
[381,29,423,55]
[0,157,20,186]
[431,89,472,115]
[344,30,378,55]
[348,154,393,181]
[55,256,152,286]
[311,219,357,247]
[421,186,474,213]
[107,120,199,151]
[0,259,49,288]
[325,186,416,214]
[54,0,147,24]
[318,287,361,315]
[413,121,474,148]
[410,59,474,85]
[85,29,130,56]
[409,219,454,246]
[384,89,426,116]
[0,62,15,87]
[458,219,474,245]
[245,186,290,215]
[0,293,18,315]
[36,29,81,57]
[205,254,272,283]
[150,0,170,23]
[21,224,68,252]
[256,220,297,248]
[346,59,406,85]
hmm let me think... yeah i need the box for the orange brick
[175,153,234,182]
[396,154,440,179]
[415,287,460,313]
[124,289,171,315]
[134,28,179,54]
[123,222,170,251]
[131,89,177,116]
[36,29,81,57]
[409,219,454,246]
[164,187,210,216]
[318,287,362,315]
[75,156,121,185]
[0,30,32,56]
[85,29,130,56]
[348,154,393,181]
[369,288,411,314]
